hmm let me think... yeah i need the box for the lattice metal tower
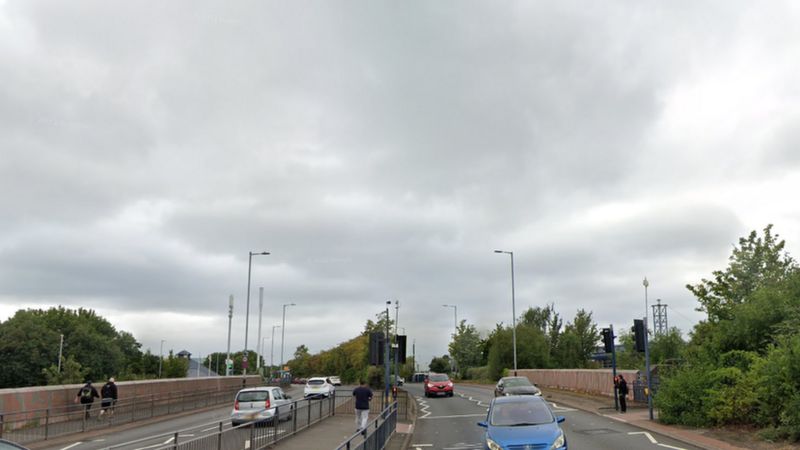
[652,298,668,336]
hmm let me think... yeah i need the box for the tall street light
[226,295,234,376]
[271,325,281,376]
[494,250,518,375]
[643,277,654,420]
[158,339,166,378]
[280,303,296,373]
[256,287,264,371]
[442,304,457,374]
[244,251,270,375]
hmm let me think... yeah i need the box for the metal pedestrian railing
[0,386,242,445]
[334,401,397,450]
[142,394,342,450]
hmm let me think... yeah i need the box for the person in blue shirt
[352,379,373,433]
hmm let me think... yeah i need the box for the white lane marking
[419,413,486,420]
[201,426,218,431]
[60,442,82,450]
[412,445,433,448]
[628,431,687,450]
[416,397,431,418]
[163,437,174,444]
[629,431,657,444]
[91,440,105,443]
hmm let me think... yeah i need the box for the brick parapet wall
[0,376,262,414]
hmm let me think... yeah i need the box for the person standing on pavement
[352,379,373,433]
[99,377,118,418]
[76,380,100,420]
[617,374,628,413]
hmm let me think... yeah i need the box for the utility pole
[393,300,399,397]
[643,277,654,420]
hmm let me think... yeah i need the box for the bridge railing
[147,394,342,450]
[334,401,397,450]
[0,386,241,444]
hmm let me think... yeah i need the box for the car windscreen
[490,401,554,426]
[308,379,325,385]
[429,374,449,382]
[504,378,532,387]
[237,391,269,402]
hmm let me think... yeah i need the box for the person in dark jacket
[617,374,628,413]
[352,379,373,433]
[100,377,118,418]
[76,380,100,420]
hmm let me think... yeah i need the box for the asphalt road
[404,382,705,450]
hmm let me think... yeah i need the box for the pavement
[538,387,751,450]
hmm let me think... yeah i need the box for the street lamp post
[257,287,264,371]
[494,250,518,375]
[643,277,654,420]
[261,336,268,371]
[244,251,270,375]
[442,304,457,374]
[271,325,281,378]
[158,339,166,378]
[383,301,391,408]
[226,295,234,376]
[394,300,400,394]
[280,303,296,374]
[57,334,64,373]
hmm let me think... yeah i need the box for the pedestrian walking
[76,380,99,420]
[617,374,628,413]
[352,379,373,434]
[100,377,118,419]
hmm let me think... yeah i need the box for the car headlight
[550,429,565,449]
[486,437,503,450]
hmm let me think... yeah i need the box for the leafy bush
[704,366,757,426]
[654,363,712,426]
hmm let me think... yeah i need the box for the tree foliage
[657,225,800,441]
[0,307,153,388]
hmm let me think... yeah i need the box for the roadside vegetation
[0,307,186,387]
[655,225,800,442]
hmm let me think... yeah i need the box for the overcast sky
[3,1,800,371]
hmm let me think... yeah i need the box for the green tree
[162,350,189,378]
[429,355,451,373]
[687,224,796,322]
[448,320,483,378]
[42,355,88,385]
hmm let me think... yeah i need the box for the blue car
[477,395,567,450]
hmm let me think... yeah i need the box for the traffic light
[396,335,407,363]
[632,319,645,352]
[601,328,614,353]
[369,332,385,365]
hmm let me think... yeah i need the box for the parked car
[230,387,293,426]
[304,377,336,398]
[0,440,30,450]
[494,376,542,397]
[424,373,454,397]
[477,395,567,450]
[328,375,342,386]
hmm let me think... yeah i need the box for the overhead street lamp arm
[244,250,270,375]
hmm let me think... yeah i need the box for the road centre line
[60,442,82,450]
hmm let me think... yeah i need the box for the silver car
[230,387,293,426]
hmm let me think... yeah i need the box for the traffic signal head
[601,328,614,353]
[632,319,645,352]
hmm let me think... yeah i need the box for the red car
[424,373,454,397]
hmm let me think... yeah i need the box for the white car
[328,376,342,386]
[230,387,293,426]
[304,377,335,398]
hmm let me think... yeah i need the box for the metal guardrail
[334,401,397,450]
[0,386,242,445]
[143,394,341,450]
